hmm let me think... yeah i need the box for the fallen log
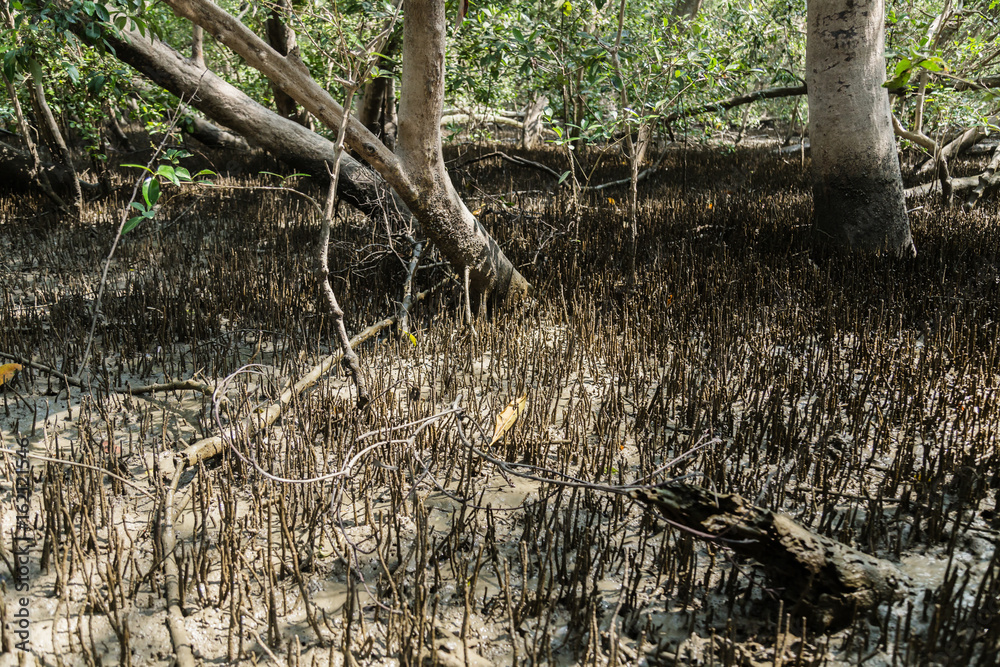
[629,482,910,630]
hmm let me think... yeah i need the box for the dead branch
[397,237,426,336]
[915,113,999,177]
[454,151,563,180]
[175,279,447,470]
[585,150,669,191]
[0,353,215,397]
[160,468,196,667]
[905,174,979,199]
[964,141,1000,211]
[320,87,370,409]
[663,85,807,125]
[629,482,910,630]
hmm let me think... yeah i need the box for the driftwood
[630,482,910,630]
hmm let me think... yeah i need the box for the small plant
[121,148,214,234]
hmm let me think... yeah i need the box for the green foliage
[4,0,999,164]
[446,0,809,147]
[121,149,214,234]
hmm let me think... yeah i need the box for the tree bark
[806,0,915,258]
[27,58,84,216]
[265,0,310,127]
[521,94,548,150]
[157,0,530,305]
[631,482,909,631]
[357,34,399,150]
[181,114,249,150]
[90,22,401,228]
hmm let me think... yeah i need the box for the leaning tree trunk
[806,0,915,258]
[87,22,400,229]
[396,0,525,308]
[27,58,84,216]
[671,0,704,20]
[157,0,530,306]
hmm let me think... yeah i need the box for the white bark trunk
[397,0,523,304]
[806,0,915,257]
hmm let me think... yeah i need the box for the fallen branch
[905,174,979,199]
[454,150,563,180]
[160,467,197,667]
[0,352,215,397]
[915,113,998,177]
[397,237,427,336]
[440,112,525,130]
[964,141,1000,211]
[629,482,910,630]
[585,150,669,191]
[174,279,447,470]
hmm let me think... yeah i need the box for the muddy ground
[1,140,999,666]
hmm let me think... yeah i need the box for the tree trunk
[157,0,530,305]
[190,23,204,67]
[90,22,401,229]
[630,482,908,631]
[806,0,915,258]
[265,0,310,127]
[521,94,548,150]
[357,34,399,150]
[671,0,703,20]
[0,139,100,197]
[396,0,526,307]
[28,58,84,216]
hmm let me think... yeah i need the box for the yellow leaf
[407,332,418,346]
[608,197,615,205]
[490,393,527,446]
[0,363,22,387]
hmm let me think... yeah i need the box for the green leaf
[917,57,945,72]
[142,177,160,208]
[174,167,191,182]
[557,170,571,185]
[65,64,79,84]
[884,71,911,89]
[123,215,143,234]
[156,165,179,186]
[120,163,152,173]
[130,201,147,212]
